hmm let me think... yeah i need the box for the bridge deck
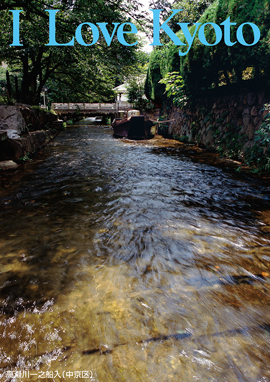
[52,102,133,114]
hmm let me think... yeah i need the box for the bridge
[51,101,133,117]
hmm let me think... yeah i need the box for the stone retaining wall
[0,105,62,163]
[0,105,27,139]
[20,105,58,131]
[167,87,270,157]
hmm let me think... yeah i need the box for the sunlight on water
[0,126,270,381]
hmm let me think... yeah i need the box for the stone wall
[0,105,58,137]
[0,130,58,162]
[19,105,58,131]
[142,108,161,122]
[0,105,27,139]
[0,105,62,163]
[167,86,270,158]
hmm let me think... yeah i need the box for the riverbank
[125,133,270,183]
[143,87,270,177]
[144,80,270,174]
[0,104,63,168]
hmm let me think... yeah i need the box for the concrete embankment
[0,105,63,168]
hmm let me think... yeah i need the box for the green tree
[170,0,215,28]
[159,71,186,107]
[149,0,215,44]
[145,0,270,102]
[180,0,270,95]
[0,0,147,105]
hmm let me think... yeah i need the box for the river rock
[0,160,18,170]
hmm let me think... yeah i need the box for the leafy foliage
[149,0,215,44]
[0,0,147,105]
[146,0,270,102]
[127,81,143,103]
[181,0,270,95]
[127,79,154,109]
[159,71,187,107]
[170,0,215,30]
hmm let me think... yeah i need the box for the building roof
[113,83,128,93]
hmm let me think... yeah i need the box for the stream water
[0,126,270,382]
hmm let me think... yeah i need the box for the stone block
[263,109,269,118]
[240,125,245,134]
[243,115,250,127]
[251,106,257,116]
[247,93,257,106]
[246,123,254,140]
[219,103,226,109]
[243,140,254,152]
[205,130,214,146]
[258,91,265,105]
[242,107,250,116]
[253,116,259,126]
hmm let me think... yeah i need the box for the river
[0,125,270,382]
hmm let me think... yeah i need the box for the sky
[138,0,153,53]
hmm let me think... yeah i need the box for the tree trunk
[15,75,19,102]
[21,54,29,104]
[6,70,12,103]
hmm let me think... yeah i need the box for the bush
[159,72,187,107]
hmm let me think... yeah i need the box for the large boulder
[0,105,26,138]
[0,160,18,170]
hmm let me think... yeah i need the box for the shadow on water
[0,127,270,381]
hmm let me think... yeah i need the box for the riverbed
[0,126,270,381]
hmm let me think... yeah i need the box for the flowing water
[0,126,270,382]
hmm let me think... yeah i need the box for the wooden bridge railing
[51,101,133,113]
